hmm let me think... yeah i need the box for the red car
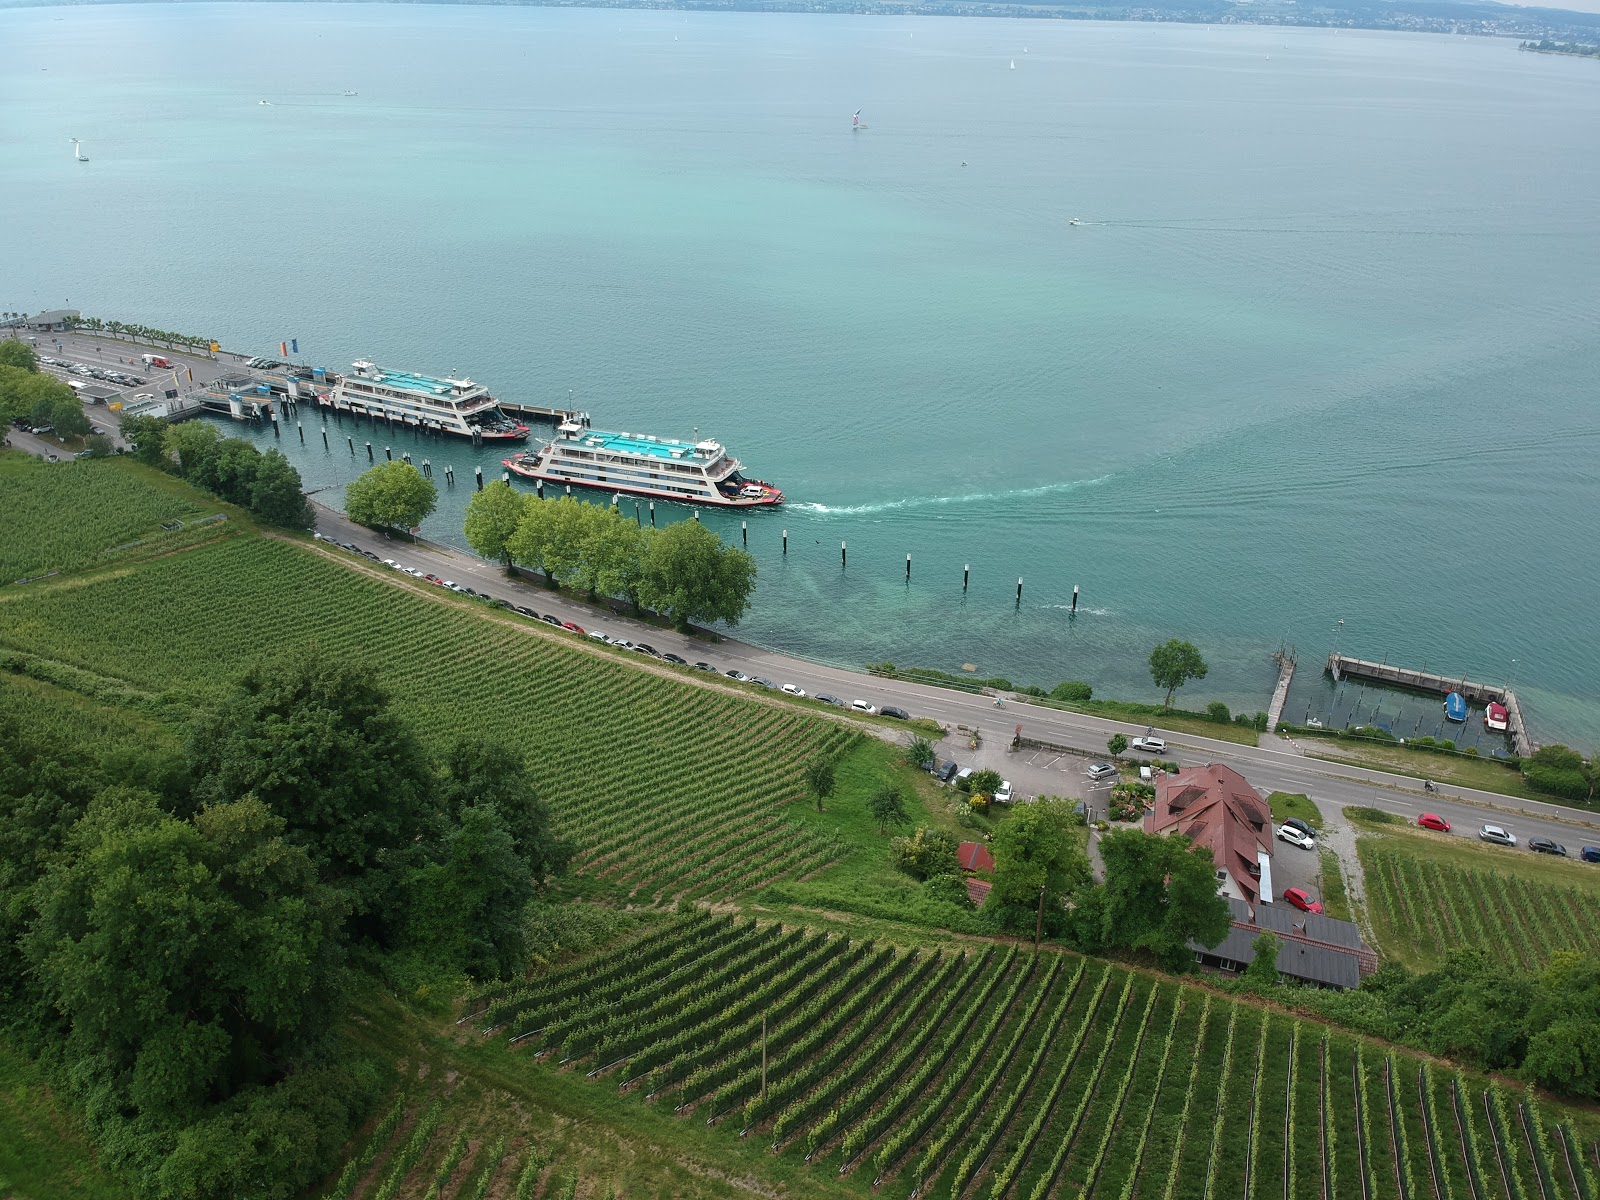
[1282,887,1323,915]
[1417,812,1451,833]
[561,621,584,634]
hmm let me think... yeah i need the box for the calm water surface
[3,5,1597,745]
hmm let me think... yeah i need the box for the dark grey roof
[1201,926,1361,990]
[1230,897,1363,949]
[1193,897,1365,989]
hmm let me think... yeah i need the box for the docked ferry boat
[320,361,528,441]
[503,422,782,507]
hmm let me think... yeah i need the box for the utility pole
[1034,884,1045,950]
[760,1012,768,1100]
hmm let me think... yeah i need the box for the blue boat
[1444,692,1468,722]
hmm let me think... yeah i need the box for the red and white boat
[504,422,782,508]
[1484,701,1509,732]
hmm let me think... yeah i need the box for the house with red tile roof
[1144,763,1275,905]
[957,841,996,874]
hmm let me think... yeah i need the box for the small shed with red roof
[957,841,995,874]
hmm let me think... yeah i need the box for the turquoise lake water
[3,4,1597,745]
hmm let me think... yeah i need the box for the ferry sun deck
[318,360,528,441]
[504,422,782,507]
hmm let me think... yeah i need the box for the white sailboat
[1010,59,1016,70]
[70,137,87,162]
[852,108,868,131]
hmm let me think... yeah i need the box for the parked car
[662,653,687,665]
[815,692,843,706]
[1130,736,1167,753]
[1479,825,1517,847]
[588,630,610,643]
[781,683,806,697]
[725,670,749,682]
[1086,762,1117,781]
[994,780,1014,804]
[1417,813,1451,833]
[751,676,777,688]
[931,760,958,784]
[850,700,877,714]
[561,621,584,634]
[1529,838,1568,857]
[513,606,537,618]
[1282,887,1323,915]
[1281,817,1315,839]
[1580,846,1600,864]
[539,614,562,626]
[1277,823,1316,851]
[612,640,636,651]
[634,644,659,657]
[880,705,910,720]
[692,661,716,672]
[422,573,441,583]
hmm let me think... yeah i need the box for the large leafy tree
[344,460,437,533]
[639,518,757,631]
[1073,828,1231,971]
[120,413,171,468]
[251,448,313,529]
[25,790,341,1118]
[0,340,38,371]
[588,507,650,610]
[1148,639,1209,709]
[987,798,1092,933]
[437,737,572,889]
[213,437,262,507]
[463,480,528,567]
[185,649,435,935]
[867,786,910,835]
[165,419,223,486]
[506,494,559,585]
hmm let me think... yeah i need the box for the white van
[66,379,86,392]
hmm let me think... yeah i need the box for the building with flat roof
[1145,763,1274,905]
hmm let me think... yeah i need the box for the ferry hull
[315,394,527,441]
[503,457,782,507]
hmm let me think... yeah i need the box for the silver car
[1479,824,1517,847]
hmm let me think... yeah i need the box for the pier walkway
[1265,650,1296,733]
[1326,654,1533,757]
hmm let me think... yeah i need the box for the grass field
[1267,792,1322,830]
[1302,737,1560,806]
[1352,813,1600,972]
[0,451,230,583]
[0,1043,127,1200]
[447,913,1600,1200]
[0,532,866,902]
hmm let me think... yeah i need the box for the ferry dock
[1325,654,1533,757]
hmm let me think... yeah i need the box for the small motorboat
[1444,692,1468,722]
[1485,701,1509,732]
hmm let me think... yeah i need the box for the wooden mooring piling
[1325,654,1533,757]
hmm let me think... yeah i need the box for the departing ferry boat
[320,361,528,441]
[503,422,782,507]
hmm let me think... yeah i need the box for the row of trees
[463,481,758,631]
[123,413,314,529]
[0,651,569,1196]
[0,340,92,440]
[73,314,217,355]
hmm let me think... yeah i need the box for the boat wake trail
[790,475,1113,517]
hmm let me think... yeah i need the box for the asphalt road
[307,505,1600,861]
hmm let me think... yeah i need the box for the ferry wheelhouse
[503,423,782,507]
[320,361,528,441]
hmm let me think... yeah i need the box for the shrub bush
[1206,701,1231,723]
[1051,680,1093,704]
[890,827,961,881]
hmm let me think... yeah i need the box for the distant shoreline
[5,0,1600,45]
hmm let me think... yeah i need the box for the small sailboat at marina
[1444,692,1468,722]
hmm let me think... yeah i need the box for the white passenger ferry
[503,422,782,507]
[320,361,528,441]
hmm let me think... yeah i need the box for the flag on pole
[290,338,298,355]
[280,341,288,357]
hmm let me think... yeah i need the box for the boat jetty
[1325,653,1533,758]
